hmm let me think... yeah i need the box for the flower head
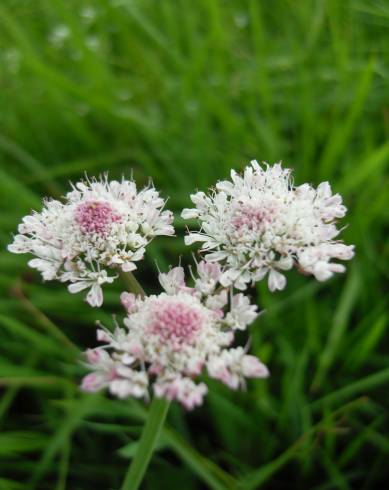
[82,261,268,409]
[182,160,354,291]
[8,175,174,306]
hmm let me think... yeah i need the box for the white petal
[268,269,286,292]
[241,355,269,378]
[184,233,209,246]
[181,208,199,219]
[86,284,103,307]
[121,262,137,272]
[277,256,293,270]
[68,281,90,294]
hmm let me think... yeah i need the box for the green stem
[119,272,170,489]
[121,397,171,490]
[120,271,146,297]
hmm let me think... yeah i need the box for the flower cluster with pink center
[8,175,174,306]
[182,160,354,291]
[81,261,268,409]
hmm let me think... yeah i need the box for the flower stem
[119,272,170,489]
[121,397,171,490]
[120,271,146,297]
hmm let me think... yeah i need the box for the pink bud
[120,292,137,313]
[241,355,269,378]
[81,373,101,392]
[86,349,101,364]
[97,329,111,342]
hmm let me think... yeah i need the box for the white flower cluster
[9,162,355,411]
[182,160,355,291]
[8,176,174,306]
[81,261,268,409]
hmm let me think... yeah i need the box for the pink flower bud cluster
[81,261,268,409]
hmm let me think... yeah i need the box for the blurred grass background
[0,0,388,488]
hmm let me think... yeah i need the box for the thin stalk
[120,271,146,297]
[121,397,170,490]
[119,271,170,489]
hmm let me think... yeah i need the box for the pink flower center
[149,300,203,347]
[232,204,275,232]
[75,200,121,235]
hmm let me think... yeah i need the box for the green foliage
[0,0,388,488]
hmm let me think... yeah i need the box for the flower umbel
[82,261,268,409]
[182,160,355,291]
[8,175,174,306]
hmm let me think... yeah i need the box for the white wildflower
[80,6,97,24]
[224,293,259,330]
[85,36,100,52]
[81,348,149,399]
[194,260,222,295]
[154,376,208,410]
[3,48,22,74]
[8,175,174,306]
[207,347,269,389]
[82,261,268,409]
[182,160,354,291]
[158,266,188,295]
[49,24,71,48]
